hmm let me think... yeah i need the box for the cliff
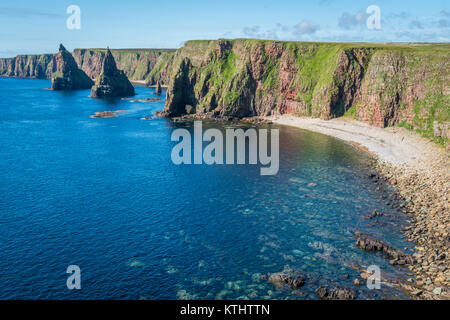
[51,44,94,90]
[72,48,175,83]
[0,48,176,83]
[161,40,449,145]
[1,40,448,145]
[90,48,135,98]
[0,54,54,78]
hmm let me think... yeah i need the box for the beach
[267,115,450,299]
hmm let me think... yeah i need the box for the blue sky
[0,0,448,57]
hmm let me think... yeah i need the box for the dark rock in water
[316,287,356,300]
[90,48,135,98]
[269,267,306,289]
[355,232,415,265]
[155,81,162,95]
[90,110,124,118]
[368,171,379,179]
[370,210,383,218]
[51,44,93,90]
[128,98,161,103]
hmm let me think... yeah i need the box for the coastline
[266,115,450,299]
[130,80,168,88]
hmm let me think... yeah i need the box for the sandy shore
[266,115,446,170]
[130,80,147,85]
[267,115,449,299]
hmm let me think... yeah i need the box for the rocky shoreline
[163,113,449,299]
[264,115,449,300]
[373,161,449,299]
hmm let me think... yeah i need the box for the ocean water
[0,78,413,300]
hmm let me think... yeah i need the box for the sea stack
[51,44,94,90]
[155,81,162,95]
[90,48,135,98]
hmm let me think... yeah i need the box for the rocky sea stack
[90,48,135,98]
[155,81,162,95]
[51,44,94,90]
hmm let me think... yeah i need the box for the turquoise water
[0,78,413,299]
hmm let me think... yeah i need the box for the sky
[0,0,449,57]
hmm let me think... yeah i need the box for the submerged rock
[127,258,146,268]
[90,48,135,98]
[316,286,356,300]
[51,44,93,90]
[128,98,161,103]
[268,267,306,289]
[90,110,124,118]
[355,232,415,265]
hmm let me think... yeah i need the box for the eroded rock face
[162,40,374,119]
[355,232,415,265]
[51,44,94,90]
[161,40,449,143]
[0,54,54,79]
[268,267,306,289]
[90,48,135,98]
[316,287,356,300]
[155,81,162,95]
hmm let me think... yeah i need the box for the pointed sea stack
[90,48,135,98]
[51,44,94,90]
[155,81,162,95]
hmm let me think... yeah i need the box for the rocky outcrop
[154,81,162,95]
[268,267,306,289]
[51,44,93,90]
[315,287,356,300]
[161,40,449,145]
[355,232,415,265]
[90,48,135,98]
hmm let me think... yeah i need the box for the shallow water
[0,78,413,299]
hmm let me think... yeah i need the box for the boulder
[51,44,93,90]
[316,287,356,300]
[355,232,415,265]
[268,267,306,289]
[90,48,135,98]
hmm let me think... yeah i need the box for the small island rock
[90,48,135,98]
[51,44,93,90]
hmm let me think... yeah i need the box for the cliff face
[353,49,449,142]
[72,48,175,83]
[0,48,176,83]
[161,40,449,144]
[0,54,54,78]
[51,44,94,90]
[90,49,135,98]
[162,40,374,118]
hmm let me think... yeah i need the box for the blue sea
[0,78,413,299]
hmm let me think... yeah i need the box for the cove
[0,78,413,300]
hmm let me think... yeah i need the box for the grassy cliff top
[184,39,450,52]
